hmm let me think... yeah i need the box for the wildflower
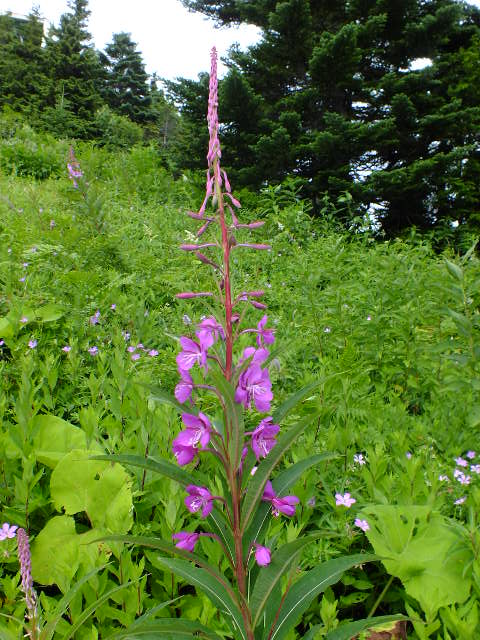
[175,370,194,404]
[438,474,449,482]
[235,362,273,413]
[88,346,98,356]
[22,262,28,268]
[262,481,299,517]
[131,353,140,361]
[177,336,207,372]
[471,465,480,474]
[28,339,37,349]
[324,327,331,333]
[366,315,372,321]
[182,314,192,325]
[307,497,316,507]
[127,346,136,353]
[20,316,28,324]
[172,412,212,465]
[148,349,159,357]
[0,523,18,540]
[185,485,215,517]
[62,345,71,353]
[406,452,412,460]
[16,528,37,621]
[137,343,145,350]
[49,219,55,230]
[250,417,279,460]
[354,518,370,532]
[256,315,275,347]
[467,450,476,459]
[455,457,468,467]
[254,544,271,566]
[67,146,83,188]
[172,531,200,552]
[19,276,26,282]
[353,453,366,466]
[458,473,471,485]
[196,316,224,350]
[454,496,466,505]
[335,492,356,508]
[111,303,116,310]
[89,310,100,326]
[122,331,130,340]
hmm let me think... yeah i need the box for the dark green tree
[0,10,51,116]
[44,0,103,135]
[176,0,480,235]
[100,32,152,124]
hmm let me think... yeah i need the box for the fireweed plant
[99,48,403,640]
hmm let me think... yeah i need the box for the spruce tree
[100,32,152,124]
[177,0,480,235]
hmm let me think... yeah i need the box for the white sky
[1,0,479,81]
[0,0,261,80]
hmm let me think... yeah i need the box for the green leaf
[267,554,376,640]
[0,317,14,339]
[244,453,337,553]
[50,450,133,532]
[32,414,100,468]
[141,383,186,412]
[106,619,223,639]
[272,373,347,424]
[210,367,244,469]
[35,303,64,322]
[445,260,464,282]
[324,615,408,640]
[251,534,323,629]
[90,453,209,488]
[241,411,321,531]
[157,557,247,640]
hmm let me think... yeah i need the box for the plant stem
[368,574,394,618]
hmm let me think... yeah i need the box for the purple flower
[176,336,207,372]
[89,310,100,326]
[438,474,449,482]
[254,544,271,566]
[19,277,26,283]
[458,473,471,485]
[354,518,370,532]
[235,363,273,413]
[172,412,212,465]
[471,465,480,474]
[131,353,140,361]
[16,528,37,619]
[455,457,468,467]
[62,345,71,353]
[148,349,159,357]
[335,492,356,508]
[88,346,98,356]
[20,316,28,324]
[137,343,145,350]
[172,531,200,552]
[262,480,299,517]
[50,219,56,229]
[250,417,279,460]
[127,346,136,353]
[455,496,467,505]
[353,453,366,466]
[406,452,412,460]
[185,485,214,517]
[467,450,476,459]
[28,339,37,349]
[196,316,224,350]
[256,315,275,347]
[111,304,116,310]
[175,370,194,404]
[0,523,18,540]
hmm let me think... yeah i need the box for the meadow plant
[100,47,398,640]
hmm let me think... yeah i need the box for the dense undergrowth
[1,136,480,639]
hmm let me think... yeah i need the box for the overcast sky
[0,0,261,80]
[1,0,479,81]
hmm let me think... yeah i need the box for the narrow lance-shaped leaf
[267,554,377,640]
[106,618,225,639]
[157,557,247,640]
[324,615,408,640]
[241,411,322,531]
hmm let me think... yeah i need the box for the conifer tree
[100,32,152,124]
[177,0,480,235]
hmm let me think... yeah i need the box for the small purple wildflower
[235,362,273,413]
[455,457,468,467]
[50,219,55,229]
[262,480,299,517]
[172,531,200,552]
[89,310,100,326]
[28,339,37,349]
[127,345,136,353]
[254,544,271,566]
[177,336,207,372]
[185,485,214,517]
[438,474,449,482]
[131,353,141,361]
[406,452,412,460]
[62,345,71,353]
[467,450,476,459]
[354,518,370,532]
[20,316,28,324]
[175,370,194,404]
[455,496,467,505]
[366,315,372,321]
[256,315,275,347]
[88,346,98,356]
[353,453,366,466]
[111,303,116,310]
[335,492,356,508]
[458,473,471,485]
[183,314,192,325]
[137,343,145,350]
[19,276,26,283]
[0,523,18,540]
[148,349,159,357]
[172,412,212,465]
[307,497,316,507]
[471,464,480,474]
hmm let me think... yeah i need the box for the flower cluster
[170,47,299,570]
[67,146,83,188]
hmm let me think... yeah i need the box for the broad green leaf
[268,554,376,640]
[106,618,223,639]
[90,453,209,487]
[157,557,247,640]
[35,303,64,322]
[32,414,100,468]
[324,615,408,640]
[0,317,14,338]
[241,411,321,531]
[272,372,347,424]
[445,259,463,282]
[50,450,133,532]
[361,504,472,619]
[251,534,322,628]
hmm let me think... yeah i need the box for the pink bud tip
[180,243,217,251]
[235,244,272,250]
[176,292,214,299]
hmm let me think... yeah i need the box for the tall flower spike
[16,528,38,625]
